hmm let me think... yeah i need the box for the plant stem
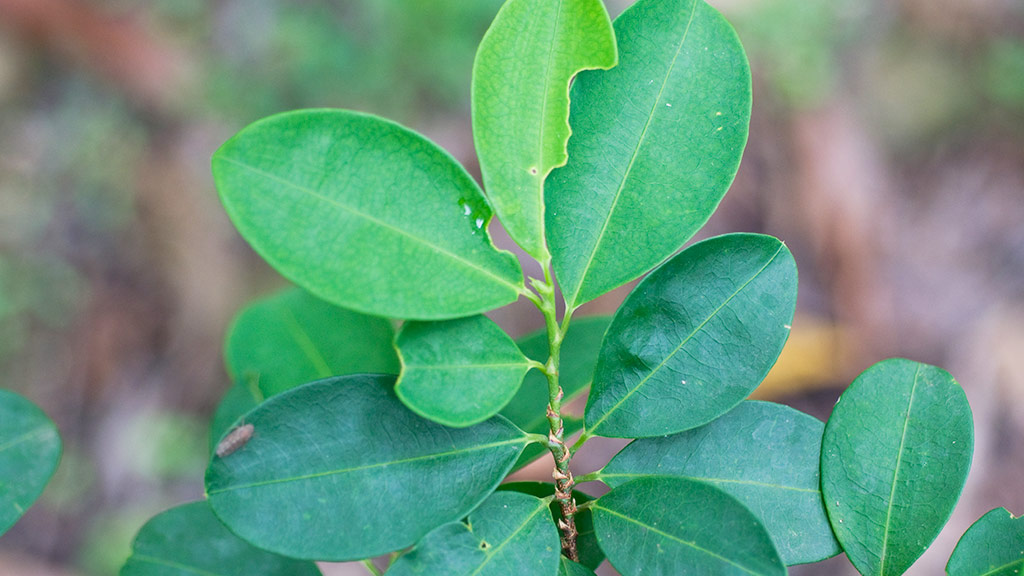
[362,559,382,576]
[532,261,580,561]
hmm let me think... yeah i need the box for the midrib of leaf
[218,156,525,296]
[469,500,549,576]
[0,427,51,454]
[131,555,227,576]
[209,437,528,494]
[529,0,563,259]
[588,244,784,435]
[878,364,922,575]
[280,306,333,378]
[978,558,1024,576]
[598,472,819,494]
[566,1,697,309]
[594,505,763,575]
[405,362,529,371]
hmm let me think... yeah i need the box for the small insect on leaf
[216,423,254,458]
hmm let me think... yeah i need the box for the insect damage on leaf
[216,423,254,458]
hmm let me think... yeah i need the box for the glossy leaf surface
[600,401,839,565]
[592,476,785,575]
[213,109,523,319]
[120,501,321,576]
[225,288,399,397]
[386,491,560,576]
[497,482,603,570]
[472,0,616,258]
[503,316,610,468]
[0,389,61,536]
[206,374,531,561]
[946,507,1024,576]
[547,0,752,308]
[585,234,796,438]
[396,315,531,427]
[822,359,973,576]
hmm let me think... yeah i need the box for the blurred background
[0,0,1022,574]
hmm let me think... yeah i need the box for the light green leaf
[592,476,785,575]
[386,491,560,576]
[472,0,616,258]
[213,109,524,320]
[497,482,603,570]
[396,315,532,427]
[584,234,796,438]
[205,374,532,561]
[211,287,400,449]
[600,401,839,565]
[120,501,321,576]
[503,316,610,469]
[0,389,61,536]
[822,359,974,576]
[225,288,399,397]
[547,0,752,308]
[947,507,1024,576]
[559,558,596,576]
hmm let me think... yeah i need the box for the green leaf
[0,389,61,536]
[546,0,752,308]
[559,558,596,576]
[120,501,321,576]
[584,234,796,438]
[472,0,616,258]
[592,476,785,575]
[396,315,532,427]
[385,491,560,576]
[947,508,1024,576]
[211,287,401,449]
[600,401,839,565]
[225,288,399,397]
[213,109,524,320]
[208,378,261,455]
[503,316,610,469]
[821,358,974,576]
[497,482,603,570]
[205,374,532,561]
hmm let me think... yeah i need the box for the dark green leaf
[396,315,531,427]
[120,501,321,576]
[584,234,796,438]
[503,316,610,469]
[547,0,752,308]
[213,109,524,320]
[821,359,974,576]
[206,374,532,561]
[0,389,61,536]
[225,288,399,397]
[947,507,1024,576]
[559,558,596,576]
[472,0,616,258]
[600,401,839,565]
[497,482,603,570]
[386,491,559,576]
[592,476,785,575]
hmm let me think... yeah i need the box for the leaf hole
[479,540,490,550]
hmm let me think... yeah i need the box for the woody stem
[532,262,578,561]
